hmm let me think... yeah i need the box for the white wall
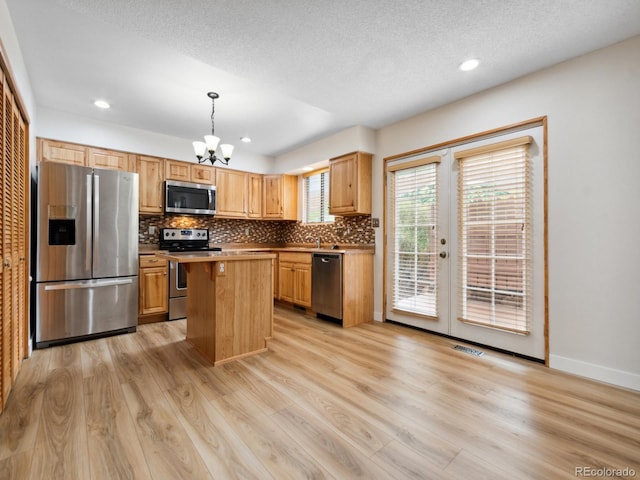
[274,125,376,174]
[1,0,36,162]
[375,35,640,390]
[36,107,275,173]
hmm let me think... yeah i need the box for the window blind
[455,136,532,334]
[388,157,440,318]
[304,169,334,223]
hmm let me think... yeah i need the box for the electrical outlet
[371,218,380,228]
[218,262,226,276]
[245,227,250,236]
[148,225,156,235]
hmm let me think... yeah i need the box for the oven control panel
[161,228,209,241]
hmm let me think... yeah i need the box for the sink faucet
[316,236,321,249]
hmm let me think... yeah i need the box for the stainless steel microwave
[165,180,216,215]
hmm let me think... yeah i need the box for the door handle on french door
[439,251,448,258]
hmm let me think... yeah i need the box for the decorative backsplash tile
[139,214,375,246]
[281,215,375,246]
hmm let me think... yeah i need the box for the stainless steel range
[159,228,220,320]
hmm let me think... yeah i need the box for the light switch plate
[371,218,380,228]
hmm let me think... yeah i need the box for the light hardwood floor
[1,306,639,479]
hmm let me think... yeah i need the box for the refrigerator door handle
[93,174,100,271]
[86,174,92,271]
[44,278,134,291]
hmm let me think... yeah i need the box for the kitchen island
[155,250,276,365]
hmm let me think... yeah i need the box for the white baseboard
[549,355,640,392]
[373,311,383,322]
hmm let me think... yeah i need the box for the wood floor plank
[83,363,152,480]
[0,305,638,479]
[121,379,213,480]
[166,382,275,480]
[208,390,334,479]
[0,348,50,461]
[29,344,91,480]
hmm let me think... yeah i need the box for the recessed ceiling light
[302,167,313,172]
[240,136,252,143]
[459,59,480,71]
[94,99,110,109]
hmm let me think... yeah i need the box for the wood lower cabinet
[278,252,311,307]
[216,168,248,217]
[263,174,297,220]
[1,70,29,414]
[136,155,165,214]
[138,255,168,316]
[329,151,372,215]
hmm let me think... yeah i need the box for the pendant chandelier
[192,92,234,165]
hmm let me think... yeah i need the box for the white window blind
[304,169,334,223]
[388,157,440,318]
[455,136,532,334]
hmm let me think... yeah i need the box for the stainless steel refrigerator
[34,162,139,348]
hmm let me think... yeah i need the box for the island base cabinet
[185,258,273,365]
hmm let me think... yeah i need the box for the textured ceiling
[6,0,640,159]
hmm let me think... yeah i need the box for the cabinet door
[137,156,164,214]
[294,263,312,307]
[139,266,168,315]
[165,160,191,182]
[39,139,87,165]
[216,169,247,217]
[248,173,263,218]
[88,148,132,171]
[263,175,283,218]
[191,164,215,185]
[329,153,358,214]
[279,261,295,303]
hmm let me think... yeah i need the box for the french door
[385,124,545,360]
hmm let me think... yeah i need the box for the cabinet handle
[3,259,11,268]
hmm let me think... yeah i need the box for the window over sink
[304,168,334,224]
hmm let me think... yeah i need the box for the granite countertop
[139,243,374,255]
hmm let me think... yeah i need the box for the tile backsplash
[139,214,375,246]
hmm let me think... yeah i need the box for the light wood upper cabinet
[329,151,372,215]
[38,139,133,172]
[136,155,165,214]
[165,159,191,182]
[88,147,133,172]
[166,160,216,185]
[138,256,168,315]
[191,164,215,185]
[216,168,248,218]
[38,138,87,165]
[248,173,263,218]
[263,174,298,220]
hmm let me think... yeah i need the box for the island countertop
[154,251,277,263]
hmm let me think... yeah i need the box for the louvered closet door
[2,75,12,406]
[386,125,545,360]
[0,71,28,412]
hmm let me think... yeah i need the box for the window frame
[303,168,334,224]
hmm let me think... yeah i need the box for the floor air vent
[453,345,484,357]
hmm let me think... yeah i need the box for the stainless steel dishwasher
[312,253,343,320]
